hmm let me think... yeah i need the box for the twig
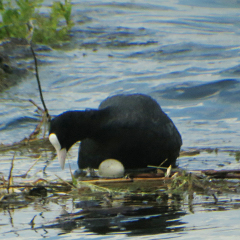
[82,179,133,184]
[147,165,168,170]
[7,153,15,193]
[165,165,172,177]
[0,184,72,189]
[27,21,51,122]
[29,215,37,228]
[29,99,44,112]
[55,174,76,188]
[14,157,42,178]
[29,44,50,121]
[212,193,218,204]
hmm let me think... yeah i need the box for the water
[1,0,240,239]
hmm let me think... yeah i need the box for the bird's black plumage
[49,94,182,170]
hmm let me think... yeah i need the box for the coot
[49,94,182,170]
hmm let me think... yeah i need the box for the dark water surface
[1,0,240,239]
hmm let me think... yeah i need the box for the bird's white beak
[49,133,67,170]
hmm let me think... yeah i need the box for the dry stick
[0,184,72,189]
[27,21,50,121]
[29,99,49,138]
[29,215,37,228]
[29,44,51,122]
[7,153,16,194]
[29,99,44,112]
[55,174,76,188]
[13,157,42,178]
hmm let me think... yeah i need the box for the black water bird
[49,94,182,171]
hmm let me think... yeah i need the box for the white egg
[98,159,125,178]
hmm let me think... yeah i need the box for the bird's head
[48,111,79,169]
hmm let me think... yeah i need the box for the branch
[27,21,51,122]
[30,44,51,121]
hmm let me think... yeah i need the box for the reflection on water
[45,197,185,236]
[1,186,240,239]
[1,0,240,239]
